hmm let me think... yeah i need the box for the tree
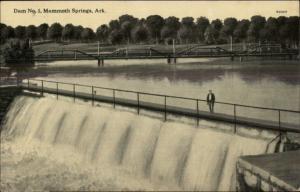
[178,26,194,44]
[47,23,63,41]
[1,23,8,43]
[145,15,164,43]
[286,16,299,48]
[220,17,238,42]
[204,19,223,43]
[1,26,14,41]
[119,14,138,25]
[160,26,174,43]
[37,23,49,40]
[109,29,123,44]
[121,21,135,44]
[196,17,210,42]
[62,24,75,41]
[81,28,95,41]
[26,25,37,40]
[73,25,84,40]
[247,15,266,42]
[14,26,26,39]
[3,39,34,66]
[233,19,250,42]
[277,16,287,27]
[96,24,109,43]
[119,14,138,43]
[109,20,120,31]
[263,17,279,42]
[131,25,149,43]
[278,16,299,48]
[204,25,218,44]
[165,16,180,31]
[178,17,196,43]
[161,16,180,42]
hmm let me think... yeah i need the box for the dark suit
[207,93,215,112]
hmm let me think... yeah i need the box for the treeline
[0,14,299,47]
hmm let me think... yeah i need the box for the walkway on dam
[19,79,300,134]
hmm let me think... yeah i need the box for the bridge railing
[23,78,300,133]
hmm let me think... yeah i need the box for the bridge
[18,78,300,134]
[34,46,298,66]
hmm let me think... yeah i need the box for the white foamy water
[1,96,278,191]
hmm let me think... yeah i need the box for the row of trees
[1,14,299,47]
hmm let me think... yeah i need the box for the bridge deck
[21,84,300,133]
[34,48,298,62]
[34,52,296,62]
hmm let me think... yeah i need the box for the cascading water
[1,96,277,191]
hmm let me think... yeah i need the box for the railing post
[113,89,116,108]
[28,79,30,88]
[164,96,167,121]
[56,82,58,99]
[73,84,75,102]
[196,99,199,126]
[278,110,281,129]
[234,104,237,133]
[137,92,140,114]
[41,80,44,96]
[92,86,94,106]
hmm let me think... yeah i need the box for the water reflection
[30,59,300,85]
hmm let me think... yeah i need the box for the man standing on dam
[207,90,215,113]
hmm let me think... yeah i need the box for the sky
[1,1,299,30]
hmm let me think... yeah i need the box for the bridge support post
[239,56,243,62]
[167,56,177,64]
[98,58,104,67]
[137,92,140,114]
[196,99,199,126]
[113,89,116,108]
[56,82,58,100]
[41,80,44,96]
[231,55,234,61]
[234,104,237,133]
[92,86,94,106]
[74,50,77,60]
[73,84,75,102]
[164,96,167,121]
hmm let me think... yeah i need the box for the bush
[3,39,34,66]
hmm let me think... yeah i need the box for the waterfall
[1,96,277,191]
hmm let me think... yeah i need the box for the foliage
[131,25,149,43]
[0,14,299,48]
[3,39,34,66]
[47,23,63,41]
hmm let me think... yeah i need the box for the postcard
[0,1,299,191]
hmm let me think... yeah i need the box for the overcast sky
[1,1,298,30]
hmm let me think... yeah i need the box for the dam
[1,93,279,191]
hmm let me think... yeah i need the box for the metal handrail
[27,78,300,114]
[23,78,300,134]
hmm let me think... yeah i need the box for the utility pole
[172,39,176,56]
